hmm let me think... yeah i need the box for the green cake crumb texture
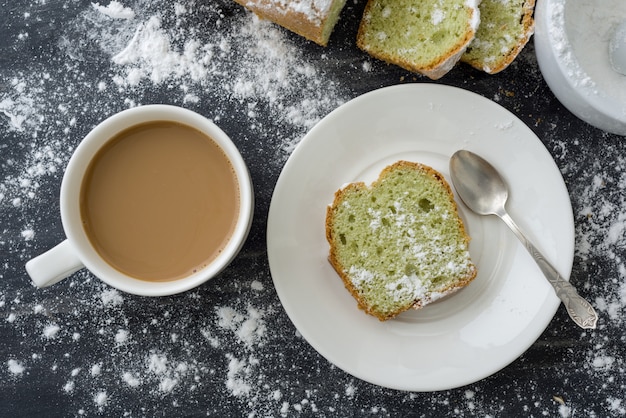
[328,162,475,319]
[462,0,533,73]
[358,0,474,69]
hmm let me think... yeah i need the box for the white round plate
[266,84,574,391]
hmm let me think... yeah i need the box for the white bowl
[534,0,626,136]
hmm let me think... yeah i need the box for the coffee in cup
[25,105,254,296]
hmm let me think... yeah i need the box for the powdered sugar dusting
[249,0,334,25]
[42,323,61,339]
[0,1,343,226]
[7,359,25,375]
[101,289,124,307]
[547,1,594,90]
[0,0,345,413]
[92,1,136,20]
[1,0,626,416]
[431,8,445,25]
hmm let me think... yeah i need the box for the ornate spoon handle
[498,211,598,329]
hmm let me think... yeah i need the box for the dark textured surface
[1,0,625,416]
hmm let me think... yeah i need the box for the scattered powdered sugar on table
[100,289,124,307]
[0,1,345,414]
[17,281,307,414]
[216,305,267,348]
[0,0,344,236]
[2,0,626,416]
[569,150,626,325]
[42,323,61,339]
[96,0,344,155]
[544,123,626,415]
[7,359,25,376]
[92,1,136,20]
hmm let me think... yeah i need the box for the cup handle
[25,239,84,287]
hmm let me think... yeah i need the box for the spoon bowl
[449,150,598,329]
[448,150,508,216]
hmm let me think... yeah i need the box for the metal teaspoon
[449,150,598,329]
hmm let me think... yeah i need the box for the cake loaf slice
[356,0,480,79]
[232,0,348,46]
[325,161,477,321]
[461,0,535,74]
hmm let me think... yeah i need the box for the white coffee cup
[25,105,254,296]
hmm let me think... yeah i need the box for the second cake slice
[357,0,480,79]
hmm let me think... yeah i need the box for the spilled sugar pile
[1,0,626,416]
